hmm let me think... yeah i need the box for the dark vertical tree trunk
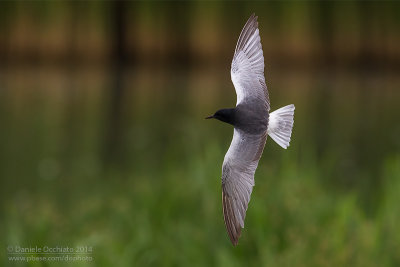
[318,2,334,67]
[0,2,13,66]
[166,2,192,67]
[163,3,193,115]
[358,2,374,70]
[64,2,79,161]
[102,1,129,169]
[313,3,334,158]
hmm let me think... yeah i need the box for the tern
[206,14,295,246]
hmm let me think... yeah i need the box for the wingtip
[228,230,241,246]
[250,14,259,30]
[247,13,258,25]
[223,190,243,246]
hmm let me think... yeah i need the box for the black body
[208,99,269,135]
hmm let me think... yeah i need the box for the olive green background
[1,1,399,266]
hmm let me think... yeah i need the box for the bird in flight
[206,13,295,246]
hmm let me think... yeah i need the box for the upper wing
[231,13,270,110]
[222,128,267,245]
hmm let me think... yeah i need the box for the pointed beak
[205,115,214,119]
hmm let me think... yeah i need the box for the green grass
[1,68,400,266]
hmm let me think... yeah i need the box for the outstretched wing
[231,13,269,110]
[222,128,267,245]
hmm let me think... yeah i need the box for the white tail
[267,104,295,149]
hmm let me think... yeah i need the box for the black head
[205,108,235,125]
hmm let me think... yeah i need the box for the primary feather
[222,129,267,245]
[231,13,269,109]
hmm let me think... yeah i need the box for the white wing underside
[222,129,267,245]
[231,14,269,109]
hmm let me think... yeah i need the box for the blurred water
[1,65,400,266]
[1,66,398,183]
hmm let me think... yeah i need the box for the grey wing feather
[231,13,270,110]
[222,129,267,245]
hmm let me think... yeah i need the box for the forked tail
[267,104,295,149]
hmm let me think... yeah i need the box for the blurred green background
[1,1,400,266]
